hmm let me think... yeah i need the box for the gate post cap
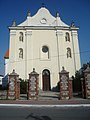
[9,69,19,76]
[84,65,90,72]
[60,66,69,74]
[29,68,39,75]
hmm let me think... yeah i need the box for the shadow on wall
[25,113,52,120]
[52,81,60,92]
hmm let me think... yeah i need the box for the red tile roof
[4,49,9,59]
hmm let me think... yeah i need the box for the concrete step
[19,91,60,100]
[20,94,27,100]
[39,91,59,100]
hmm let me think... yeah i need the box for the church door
[42,69,51,91]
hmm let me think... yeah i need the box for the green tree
[73,62,90,93]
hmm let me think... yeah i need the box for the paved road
[0,106,90,120]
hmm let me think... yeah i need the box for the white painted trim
[0,104,90,108]
[9,26,79,30]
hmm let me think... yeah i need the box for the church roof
[18,7,69,27]
[4,49,9,59]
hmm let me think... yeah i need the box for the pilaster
[9,30,16,72]
[71,30,81,71]
[56,30,64,73]
[25,30,32,79]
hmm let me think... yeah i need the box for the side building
[0,75,3,87]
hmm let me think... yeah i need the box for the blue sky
[0,0,90,75]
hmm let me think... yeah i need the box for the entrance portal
[42,69,51,91]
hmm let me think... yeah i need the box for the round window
[42,46,48,53]
[40,18,47,24]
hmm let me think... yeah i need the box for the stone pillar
[8,70,20,100]
[82,66,90,99]
[59,67,73,100]
[69,77,73,99]
[27,68,39,100]
[81,78,85,98]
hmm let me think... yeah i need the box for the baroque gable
[18,7,69,27]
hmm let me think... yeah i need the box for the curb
[0,104,90,107]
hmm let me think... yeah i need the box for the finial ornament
[42,3,45,7]
[56,11,59,17]
[87,64,90,69]
[62,66,65,71]
[13,69,15,73]
[12,20,16,26]
[28,10,31,16]
[33,68,35,72]
[71,21,75,27]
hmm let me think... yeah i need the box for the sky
[0,0,90,75]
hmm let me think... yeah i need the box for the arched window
[41,45,49,59]
[65,32,70,42]
[67,47,72,58]
[19,32,23,42]
[19,48,23,59]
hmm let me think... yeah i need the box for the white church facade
[4,6,81,90]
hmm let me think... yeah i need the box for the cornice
[9,26,79,30]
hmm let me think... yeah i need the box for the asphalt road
[0,106,90,120]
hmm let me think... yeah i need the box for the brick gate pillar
[8,70,20,100]
[81,78,85,98]
[81,65,90,99]
[27,68,39,100]
[69,77,73,99]
[59,67,73,100]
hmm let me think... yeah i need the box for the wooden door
[42,69,51,91]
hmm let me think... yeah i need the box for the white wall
[7,28,81,89]
[4,59,9,75]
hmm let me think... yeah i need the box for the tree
[73,71,82,92]
[73,62,90,93]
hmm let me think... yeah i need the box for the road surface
[0,106,90,120]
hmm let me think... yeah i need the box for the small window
[19,32,23,42]
[65,32,70,42]
[41,45,49,59]
[19,48,23,59]
[42,46,48,53]
[67,47,72,58]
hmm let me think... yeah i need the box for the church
[4,6,81,91]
